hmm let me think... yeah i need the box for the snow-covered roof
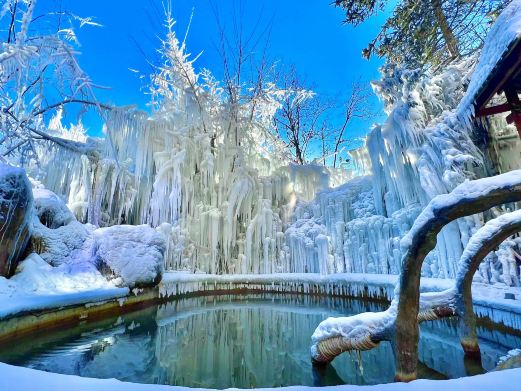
[458,0,521,115]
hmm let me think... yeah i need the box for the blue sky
[36,0,389,140]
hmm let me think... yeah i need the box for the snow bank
[0,363,520,391]
[0,253,127,319]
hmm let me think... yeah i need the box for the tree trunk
[295,141,304,165]
[455,209,521,357]
[431,0,460,59]
[311,188,521,380]
[395,172,521,381]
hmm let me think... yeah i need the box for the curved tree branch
[395,170,521,380]
[310,170,521,382]
[454,209,521,357]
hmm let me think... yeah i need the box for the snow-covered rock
[30,189,93,267]
[32,188,75,229]
[29,186,165,288]
[93,225,165,288]
[496,349,521,370]
[0,164,33,278]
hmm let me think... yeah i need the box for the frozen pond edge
[1,272,521,389]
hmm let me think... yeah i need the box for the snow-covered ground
[0,253,128,319]
[0,362,520,391]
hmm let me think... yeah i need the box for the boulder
[30,188,92,267]
[0,164,33,277]
[26,186,165,288]
[32,189,75,228]
[93,225,165,288]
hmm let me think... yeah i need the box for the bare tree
[273,68,324,165]
[211,0,275,130]
[331,82,373,168]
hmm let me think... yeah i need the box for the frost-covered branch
[0,0,112,163]
[454,209,521,357]
[394,169,521,380]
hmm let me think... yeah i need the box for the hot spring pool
[0,293,519,388]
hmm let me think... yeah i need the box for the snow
[0,362,520,391]
[498,349,521,366]
[93,225,165,288]
[0,253,127,319]
[0,163,25,180]
[0,4,520,390]
[458,0,521,116]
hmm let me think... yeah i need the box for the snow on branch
[311,169,521,381]
[0,1,113,164]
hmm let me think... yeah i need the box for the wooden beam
[504,87,521,137]
[474,38,521,112]
[476,103,511,117]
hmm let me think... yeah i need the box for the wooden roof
[475,35,521,137]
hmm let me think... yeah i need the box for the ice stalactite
[24,8,521,284]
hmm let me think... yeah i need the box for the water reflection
[0,293,519,388]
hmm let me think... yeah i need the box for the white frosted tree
[0,0,110,164]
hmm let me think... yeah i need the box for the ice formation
[18,0,521,290]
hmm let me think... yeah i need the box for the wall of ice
[285,57,521,284]
[25,22,521,285]
[25,25,356,276]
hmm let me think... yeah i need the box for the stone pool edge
[1,272,521,346]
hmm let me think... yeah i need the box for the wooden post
[504,87,521,137]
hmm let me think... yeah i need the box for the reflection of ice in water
[0,294,519,389]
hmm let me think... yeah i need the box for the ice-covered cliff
[24,5,521,286]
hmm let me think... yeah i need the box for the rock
[29,188,92,267]
[496,349,521,370]
[93,225,165,288]
[32,189,75,229]
[0,164,33,277]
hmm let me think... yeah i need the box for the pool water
[0,294,519,388]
